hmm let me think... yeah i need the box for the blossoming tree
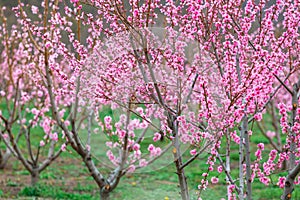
[2,0,300,199]
[8,0,174,199]
[0,5,68,185]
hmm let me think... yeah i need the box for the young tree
[10,0,173,199]
[0,5,68,185]
[0,6,66,185]
[0,7,12,170]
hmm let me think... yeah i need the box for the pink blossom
[2,133,9,139]
[139,159,148,167]
[277,177,286,188]
[50,132,58,142]
[190,149,197,156]
[153,132,161,142]
[118,130,126,138]
[211,177,219,184]
[132,143,140,151]
[31,5,39,14]
[217,166,223,173]
[148,144,154,152]
[40,140,45,147]
[254,113,263,121]
[106,150,116,163]
[155,147,162,156]
[266,131,276,138]
[198,179,208,190]
[202,173,208,177]
[105,141,113,148]
[148,144,161,157]
[93,128,99,133]
[64,120,70,126]
[104,116,112,124]
[61,143,66,151]
[255,149,262,160]
[134,150,141,159]
[257,143,265,150]
[177,115,185,122]
[136,107,144,115]
[127,165,136,173]
[45,41,51,48]
[259,177,270,185]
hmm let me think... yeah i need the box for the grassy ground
[0,106,299,199]
[1,129,299,200]
[1,153,298,200]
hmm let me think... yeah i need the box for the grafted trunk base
[100,189,110,200]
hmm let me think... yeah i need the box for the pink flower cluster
[147,144,162,157]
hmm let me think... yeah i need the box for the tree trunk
[0,149,11,169]
[174,156,189,200]
[242,115,252,200]
[282,81,300,200]
[31,169,39,186]
[225,129,232,198]
[238,120,244,200]
[172,119,190,200]
[281,160,287,171]
[100,189,110,200]
[282,163,300,200]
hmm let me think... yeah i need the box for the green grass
[0,104,298,200]
[19,184,96,200]
[6,180,19,187]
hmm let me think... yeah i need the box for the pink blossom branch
[134,142,173,171]
[18,0,44,53]
[229,13,293,96]
[112,100,132,190]
[216,151,240,195]
[269,101,282,150]
[179,141,213,170]
[257,122,280,152]
[248,72,292,123]
[184,73,199,104]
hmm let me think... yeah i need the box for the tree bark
[172,119,190,200]
[0,149,11,169]
[239,120,244,200]
[282,80,300,200]
[31,168,39,186]
[174,156,189,200]
[243,115,252,200]
[282,163,300,200]
[100,189,110,200]
[225,129,232,198]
